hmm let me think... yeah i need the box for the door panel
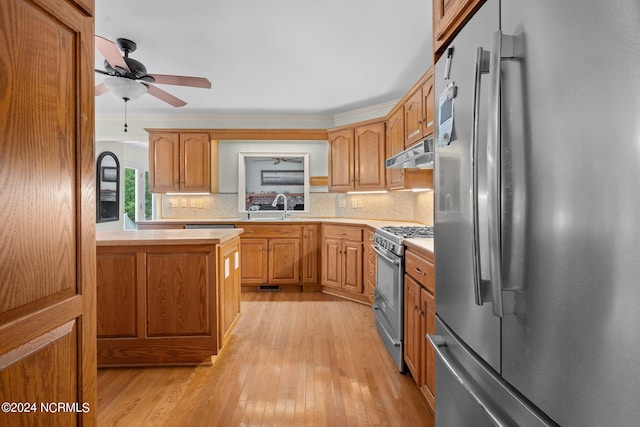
[434,0,500,371]
[342,242,363,293]
[0,0,96,424]
[500,1,640,425]
[240,239,268,284]
[321,239,341,288]
[269,239,300,284]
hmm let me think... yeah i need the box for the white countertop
[96,228,244,246]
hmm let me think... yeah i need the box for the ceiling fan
[94,36,212,131]
[255,157,303,165]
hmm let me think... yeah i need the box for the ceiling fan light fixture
[103,76,147,101]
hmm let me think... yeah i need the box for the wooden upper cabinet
[150,132,181,192]
[355,122,386,191]
[180,133,211,192]
[405,88,424,148]
[386,108,406,189]
[329,121,386,192]
[149,131,217,193]
[404,68,435,148]
[433,0,486,56]
[328,128,355,192]
[422,70,435,137]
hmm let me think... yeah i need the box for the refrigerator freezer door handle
[471,47,491,306]
[487,31,515,317]
[427,334,505,426]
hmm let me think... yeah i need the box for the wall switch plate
[196,199,204,208]
[180,199,187,208]
[169,198,178,208]
[338,199,346,208]
[351,199,358,208]
[357,199,363,208]
[190,199,197,208]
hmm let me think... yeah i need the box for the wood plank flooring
[97,291,434,426]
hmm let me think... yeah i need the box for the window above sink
[237,152,310,213]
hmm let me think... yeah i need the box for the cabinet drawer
[405,250,435,293]
[322,225,362,241]
[240,225,301,238]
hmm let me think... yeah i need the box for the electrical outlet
[357,199,363,208]
[190,199,197,208]
[338,199,346,208]
[196,199,204,208]
[351,199,358,208]
[180,199,187,208]
[169,198,178,208]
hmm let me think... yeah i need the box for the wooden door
[386,108,406,189]
[328,129,355,192]
[422,71,435,137]
[354,122,386,191]
[0,0,96,425]
[268,238,300,284]
[240,239,269,285]
[180,133,211,192]
[301,225,319,284]
[404,276,422,381]
[421,286,436,410]
[321,238,342,288]
[341,241,363,293]
[404,88,424,148]
[149,132,180,192]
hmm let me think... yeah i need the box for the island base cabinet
[97,241,240,366]
[218,238,241,347]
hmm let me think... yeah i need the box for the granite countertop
[96,228,244,246]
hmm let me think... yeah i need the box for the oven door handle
[373,245,401,266]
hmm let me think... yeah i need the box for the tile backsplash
[158,191,433,224]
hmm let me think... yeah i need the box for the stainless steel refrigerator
[431,0,640,425]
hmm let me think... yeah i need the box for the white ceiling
[95,0,433,118]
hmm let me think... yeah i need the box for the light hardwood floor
[97,291,434,426]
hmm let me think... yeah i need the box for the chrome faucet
[272,193,289,219]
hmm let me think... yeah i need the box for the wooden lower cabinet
[404,246,436,412]
[301,225,319,284]
[321,225,368,303]
[218,238,241,347]
[240,225,302,287]
[363,229,377,303]
[97,239,241,366]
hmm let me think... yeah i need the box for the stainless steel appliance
[431,0,640,425]
[385,137,435,169]
[373,226,434,371]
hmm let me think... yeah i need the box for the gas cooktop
[380,225,434,239]
[374,225,434,256]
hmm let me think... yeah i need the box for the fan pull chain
[123,98,129,132]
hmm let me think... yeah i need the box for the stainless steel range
[372,225,434,371]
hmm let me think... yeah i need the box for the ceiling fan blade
[146,84,187,107]
[95,82,109,96]
[147,74,211,89]
[95,36,130,73]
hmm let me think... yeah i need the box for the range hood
[385,137,434,169]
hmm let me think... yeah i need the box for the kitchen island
[96,228,242,367]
